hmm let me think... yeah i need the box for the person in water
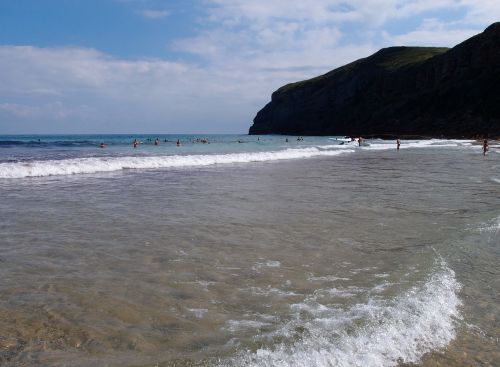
[100,142,105,148]
[133,139,139,148]
[358,137,363,147]
[176,139,181,146]
[396,138,401,150]
[483,139,488,156]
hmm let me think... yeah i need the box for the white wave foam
[224,261,461,367]
[364,139,472,151]
[307,275,351,282]
[478,215,500,232]
[248,286,301,297]
[225,320,272,332]
[0,148,354,179]
[187,308,208,319]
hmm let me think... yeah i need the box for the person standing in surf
[396,138,401,150]
[483,139,488,156]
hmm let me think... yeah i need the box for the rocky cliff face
[249,23,500,138]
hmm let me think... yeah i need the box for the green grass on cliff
[378,47,449,71]
[277,46,449,94]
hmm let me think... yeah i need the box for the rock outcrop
[249,23,500,138]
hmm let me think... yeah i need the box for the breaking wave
[0,148,354,178]
[225,261,461,367]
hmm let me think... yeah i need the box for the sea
[0,134,498,367]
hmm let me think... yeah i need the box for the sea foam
[0,148,354,179]
[225,261,461,367]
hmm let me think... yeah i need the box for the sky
[0,0,499,134]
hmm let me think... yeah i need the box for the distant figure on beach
[133,139,139,148]
[483,139,488,156]
[176,139,181,146]
[396,138,401,150]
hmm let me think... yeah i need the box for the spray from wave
[0,148,353,179]
[223,261,461,367]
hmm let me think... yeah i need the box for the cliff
[249,23,500,138]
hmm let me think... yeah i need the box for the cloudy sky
[0,0,498,134]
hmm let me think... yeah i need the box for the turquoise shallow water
[0,134,329,159]
[0,135,498,366]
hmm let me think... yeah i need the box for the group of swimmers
[131,138,182,148]
[194,138,210,144]
[99,136,491,154]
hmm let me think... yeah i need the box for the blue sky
[0,0,498,134]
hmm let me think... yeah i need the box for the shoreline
[248,133,500,140]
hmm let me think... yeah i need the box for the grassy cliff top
[276,46,449,95]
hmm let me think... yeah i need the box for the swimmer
[133,139,139,148]
[176,139,181,146]
[100,142,105,148]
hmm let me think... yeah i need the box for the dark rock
[249,23,500,138]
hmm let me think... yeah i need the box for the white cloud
[0,102,91,119]
[140,9,169,19]
[460,0,500,25]
[1,0,499,133]
[383,18,481,46]
[0,45,274,133]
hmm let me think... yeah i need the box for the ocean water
[0,134,498,367]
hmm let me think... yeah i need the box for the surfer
[396,138,401,150]
[483,139,488,156]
